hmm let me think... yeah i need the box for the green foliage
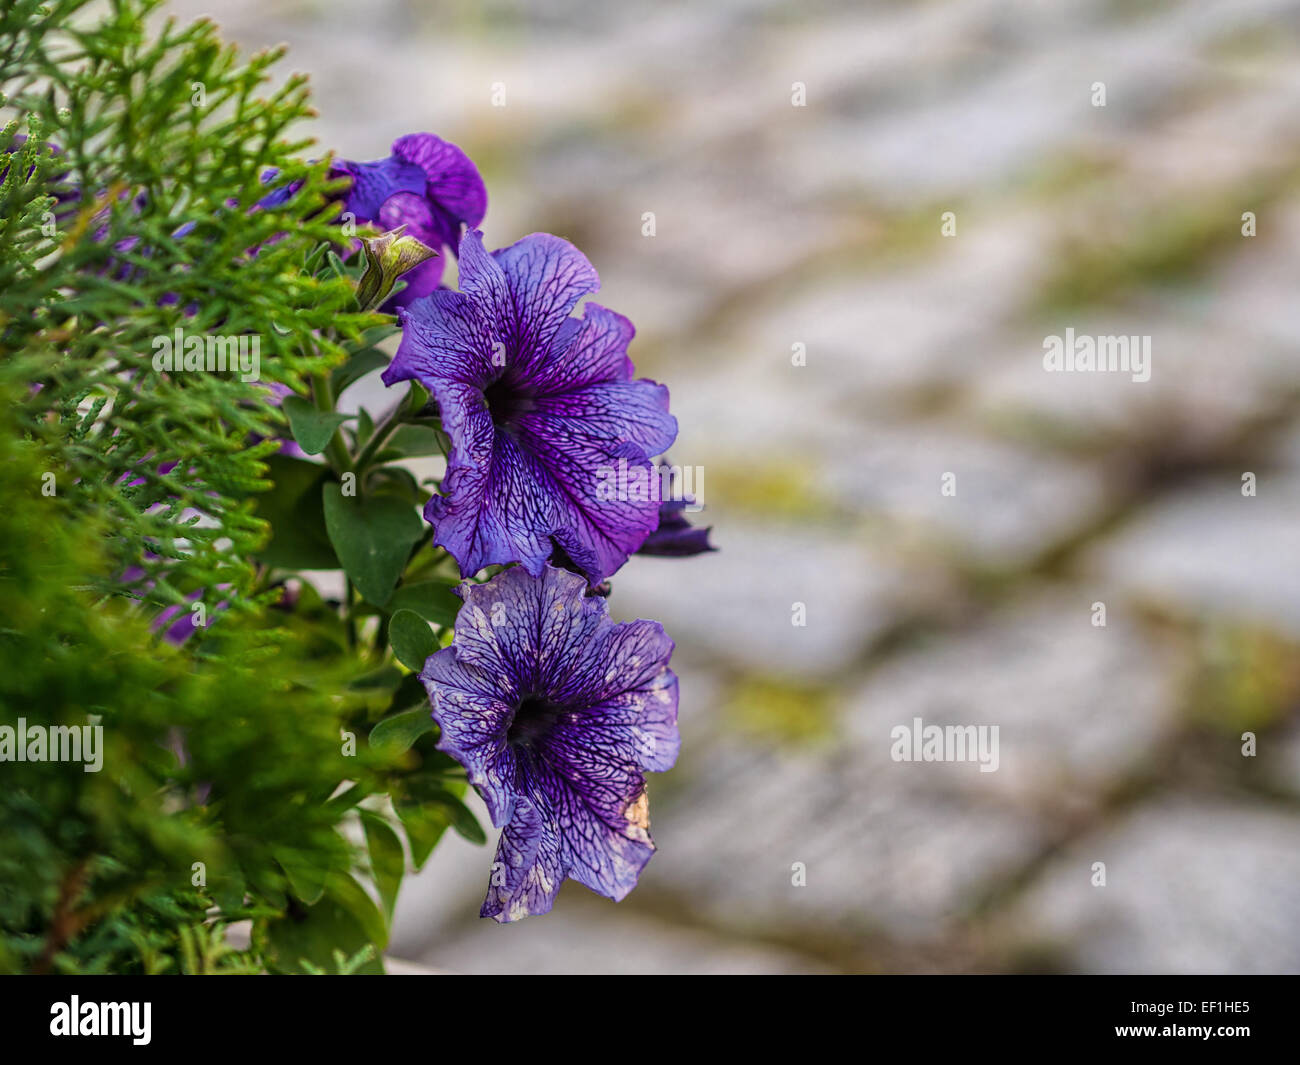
[389,610,436,672]
[322,483,425,607]
[283,394,354,456]
[0,375,381,973]
[0,0,373,614]
[0,0,486,975]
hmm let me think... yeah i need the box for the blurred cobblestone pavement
[181,0,1300,972]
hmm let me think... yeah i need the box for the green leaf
[361,812,405,920]
[355,407,375,450]
[369,707,434,755]
[393,784,457,870]
[349,664,403,691]
[389,608,436,672]
[404,380,431,415]
[360,323,401,348]
[211,869,246,915]
[326,250,349,279]
[381,423,444,459]
[394,808,448,870]
[368,465,423,503]
[433,788,488,846]
[263,877,385,975]
[323,782,368,817]
[331,348,389,395]
[400,776,486,849]
[304,240,331,275]
[329,872,389,952]
[273,846,330,906]
[252,454,340,570]
[322,484,423,606]
[387,579,462,629]
[282,394,353,456]
[385,672,429,717]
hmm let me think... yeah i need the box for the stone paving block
[819,423,1113,568]
[1083,475,1300,639]
[610,520,934,675]
[416,894,832,975]
[968,313,1291,453]
[650,741,1045,943]
[1002,798,1300,973]
[841,592,1188,804]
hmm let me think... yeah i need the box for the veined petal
[528,302,636,394]
[422,649,519,825]
[480,793,565,921]
[511,382,678,582]
[392,132,488,230]
[382,290,497,388]
[523,378,677,458]
[336,155,426,221]
[423,565,679,922]
[460,230,600,360]
[519,754,654,907]
[493,232,600,358]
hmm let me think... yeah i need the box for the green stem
[310,370,351,475]
[343,576,357,651]
[351,397,407,474]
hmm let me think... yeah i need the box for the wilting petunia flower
[331,133,486,310]
[637,498,715,557]
[382,228,677,584]
[421,563,679,921]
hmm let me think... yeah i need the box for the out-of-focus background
[177,0,1300,973]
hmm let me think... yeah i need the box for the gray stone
[1084,475,1300,638]
[843,592,1187,803]
[416,895,832,974]
[1004,799,1300,973]
[610,520,938,675]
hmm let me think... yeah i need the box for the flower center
[483,375,534,430]
[506,694,565,747]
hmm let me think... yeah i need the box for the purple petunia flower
[637,498,715,557]
[331,133,486,310]
[421,564,679,921]
[382,229,677,584]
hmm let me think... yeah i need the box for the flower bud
[356,224,437,311]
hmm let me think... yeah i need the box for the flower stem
[352,395,407,473]
[310,370,351,475]
[344,576,357,650]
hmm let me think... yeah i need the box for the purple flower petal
[460,230,600,359]
[391,132,487,237]
[530,303,636,394]
[637,499,716,557]
[392,232,676,583]
[329,133,486,312]
[383,290,497,389]
[421,564,679,922]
